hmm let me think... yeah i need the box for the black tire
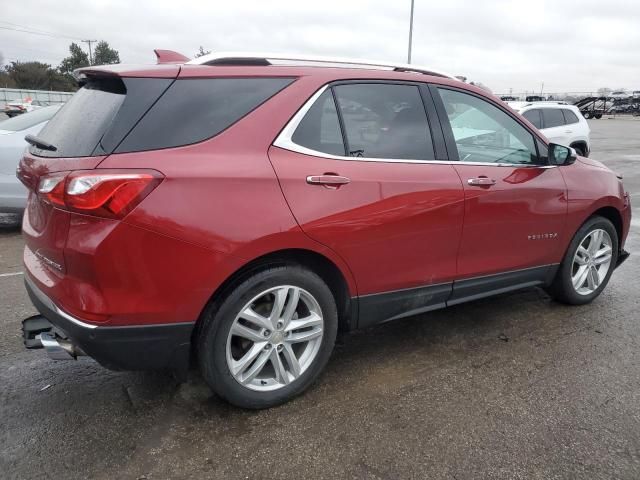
[198,264,338,409]
[547,216,618,305]
[572,145,586,157]
[583,112,592,119]
[595,113,603,119]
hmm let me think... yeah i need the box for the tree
[4,61,75,91]
[59,42,89,75]
[93,41,120,66]
[195,46,211,58]
[597,87,612,97]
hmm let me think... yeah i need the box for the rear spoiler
[154,49,190,64]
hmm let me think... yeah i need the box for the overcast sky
[2,0,639,94]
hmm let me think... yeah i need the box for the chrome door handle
[467,177,496,186]
[306,175,351,186]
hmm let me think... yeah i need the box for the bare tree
[597,87,612,97]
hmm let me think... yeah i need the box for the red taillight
[37,170,163,219]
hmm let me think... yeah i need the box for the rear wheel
[547,216,618,305]
[583,112,592,119]
[595,113,603,119]
[198,265,338,409]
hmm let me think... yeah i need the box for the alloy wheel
[225,286,324,391]
[571,228,613,295]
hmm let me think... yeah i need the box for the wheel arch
[194,248,356,347]
[569,140,588,156]
[590,206,623,248]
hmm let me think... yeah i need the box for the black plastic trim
[24,276,194,375]
[616,249,630,268]
[448,265,557,306]
[419,85,449,160]
[354,264,559,329]
[357,282,452,329]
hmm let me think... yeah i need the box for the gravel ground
[1,118,639,480]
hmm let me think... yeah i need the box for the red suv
[20,52,631,408]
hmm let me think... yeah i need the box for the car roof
[76,52,462,84]
[508,101,577,111]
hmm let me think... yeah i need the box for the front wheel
[547,216,618,305]
[198,265,338,409]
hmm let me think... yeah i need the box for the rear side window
[562,109,580,124]
[542,108,565,128]
[116,78,293,153]
[291,89,344,156]
[522,109,542,129]
[333,83,435,160]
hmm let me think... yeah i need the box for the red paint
[18,64,631,328]
[268,147,464,294]
[453,164,567,278]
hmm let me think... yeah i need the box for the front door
[432,86,568,286]
[270,82,465,327]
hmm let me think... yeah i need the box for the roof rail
[187,52,458,80]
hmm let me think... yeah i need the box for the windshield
[0,105,61,132]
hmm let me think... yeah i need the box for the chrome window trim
[272,84,557,169]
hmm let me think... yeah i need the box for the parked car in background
[508,101,591,156]
[3,99,49,117]
[19,53,630,409]
[609,91,631,100]
[0,105,61,226]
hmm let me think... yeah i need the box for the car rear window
[541,108,565,128]
[115,78,294,153]
[29,76,292,158]
[562,109,580,125]
[522,109,542,129]
[29,77,171,158]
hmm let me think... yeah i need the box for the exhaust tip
[38,332,83,360]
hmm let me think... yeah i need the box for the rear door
[540,108,571,146]
[269,81,465,327]
[431,86,567,298]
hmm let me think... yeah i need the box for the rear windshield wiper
[25,134,57,152]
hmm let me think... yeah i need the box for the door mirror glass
[549,143,577,165]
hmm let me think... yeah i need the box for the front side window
[562,109,580,125]
[333,83,435,160]
[541,108,565,128]
[522,109,542,129]
[438,88,539,165]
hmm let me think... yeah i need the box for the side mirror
[549,143,577,166]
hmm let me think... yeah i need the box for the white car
[0,105,61,226]
[507,102,591,157]
[3,99,49,117]
[609,91,631,99]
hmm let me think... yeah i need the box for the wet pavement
[1,118,639,479]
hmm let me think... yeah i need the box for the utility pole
[407,0,415,64]
[82,39,98,65]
